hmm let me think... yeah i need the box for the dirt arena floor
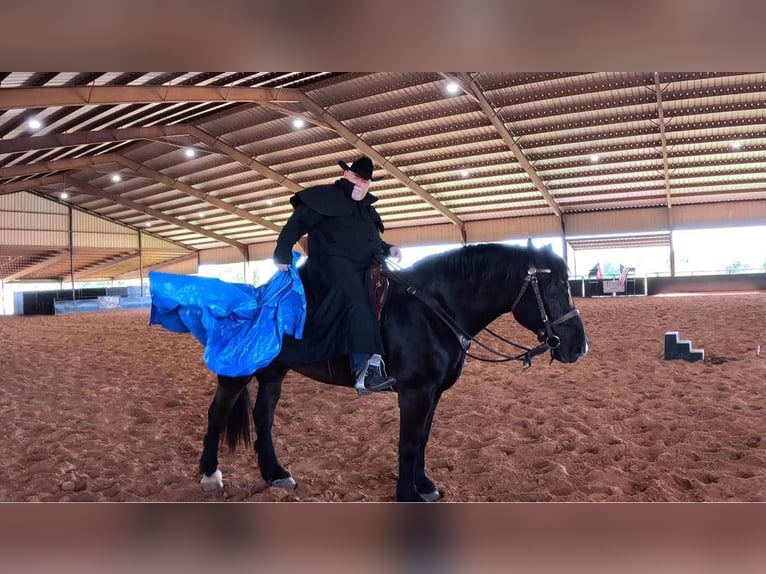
[1,292,765,502]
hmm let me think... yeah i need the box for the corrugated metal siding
[140,233,191,252]
[0,192,68,214]
[73,210,135,235]
[381,223,462,247]
[72,210,137,249]
[248,242,279,261]
[199,246,246,266]
[673,200,766,229]
[158,257,199,276]
[0,229,68,246]
[466,215,562,242]
[73,232,137,249]
[0,212,66,231]
[564,208,669,236]
[121,256,199,279]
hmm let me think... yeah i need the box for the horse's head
[511,244,589,364]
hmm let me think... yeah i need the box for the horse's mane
[399,243,568,287]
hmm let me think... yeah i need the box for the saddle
[368,263,390,319]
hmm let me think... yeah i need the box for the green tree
[726,261,749,274]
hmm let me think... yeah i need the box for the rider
[273,156,402,393]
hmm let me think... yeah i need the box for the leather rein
[383,265,580,368]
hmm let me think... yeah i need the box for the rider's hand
[388,245,402,261]
[276,263,289,272]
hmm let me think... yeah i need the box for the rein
[382,261,580,368]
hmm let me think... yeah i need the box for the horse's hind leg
[199,375,251,491]
[253,365,295,489]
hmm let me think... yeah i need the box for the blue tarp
[148,253,306,377]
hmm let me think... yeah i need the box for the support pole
[68,205,75,300]
[138,230,144,296]
[669,232,676,278]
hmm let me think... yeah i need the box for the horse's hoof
[419,489,441,502]
[201,469,223,491]
[270,476,297,490]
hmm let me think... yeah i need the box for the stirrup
[355,354,396,395]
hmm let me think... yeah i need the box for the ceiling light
[145,222,152,227]
[184,147,197,158]
[27,118,42,130]
[445,82,460,95]
[266,199,274,206]
[111,174,122,183]
[460,169,470,178]
[730,140,742,150]
[590,154,600,163]
[292,118,306,129]
[60,192,69,200]
[198,212,205,219]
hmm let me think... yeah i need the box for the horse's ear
[543,243,553,252]
[526,237,534,249]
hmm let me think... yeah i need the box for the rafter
[442,72,563,219]
[0,124,305,194]
[2,251,70,282]
[0,155,120,179]
[0,152,283,236]
[183,126,303,193]
[0,174,65,195]
[112,251,198,280]
[0,126,182,155]
[653,72,674,219]
[62,175,249,256]
[296,92,465,234]
[113,155,282,233]
[64,251,140,281]
[0,85,301,111]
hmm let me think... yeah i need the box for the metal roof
[1,72,765,281]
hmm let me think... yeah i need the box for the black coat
[274,178,392,364]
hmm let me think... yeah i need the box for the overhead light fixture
[590,154,600,163]
[111,174,122,183]
[730,140,742,150]
[60,192,69,200]
[460,169,470,178]
[27,118,42,131]
[145,221,152,227]
[198,212,205,219]
[292,118,306,129]
[445,82,460,95]
[184,147,197,158]
[266,199,274,206]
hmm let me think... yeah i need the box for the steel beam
[296,92,465,234]
[62,175,249,255]
[442,73,563,219]
[0,85,301,111]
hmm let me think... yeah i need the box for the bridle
[384,264,581,368]
[508,266,581,355]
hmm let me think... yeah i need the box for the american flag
[618,264,630,287]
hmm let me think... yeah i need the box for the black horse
[198,242,589,501]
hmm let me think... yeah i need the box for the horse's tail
[223,385,252,453]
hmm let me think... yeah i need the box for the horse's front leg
[253,365,295,489]
[199,375,251,491]
[396,385,435,502]
[415,390,443,501]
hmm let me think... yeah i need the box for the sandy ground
[0,292,765,502]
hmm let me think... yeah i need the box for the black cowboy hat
[338,156,383,181]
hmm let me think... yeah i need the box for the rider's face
[345,171,371,200]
